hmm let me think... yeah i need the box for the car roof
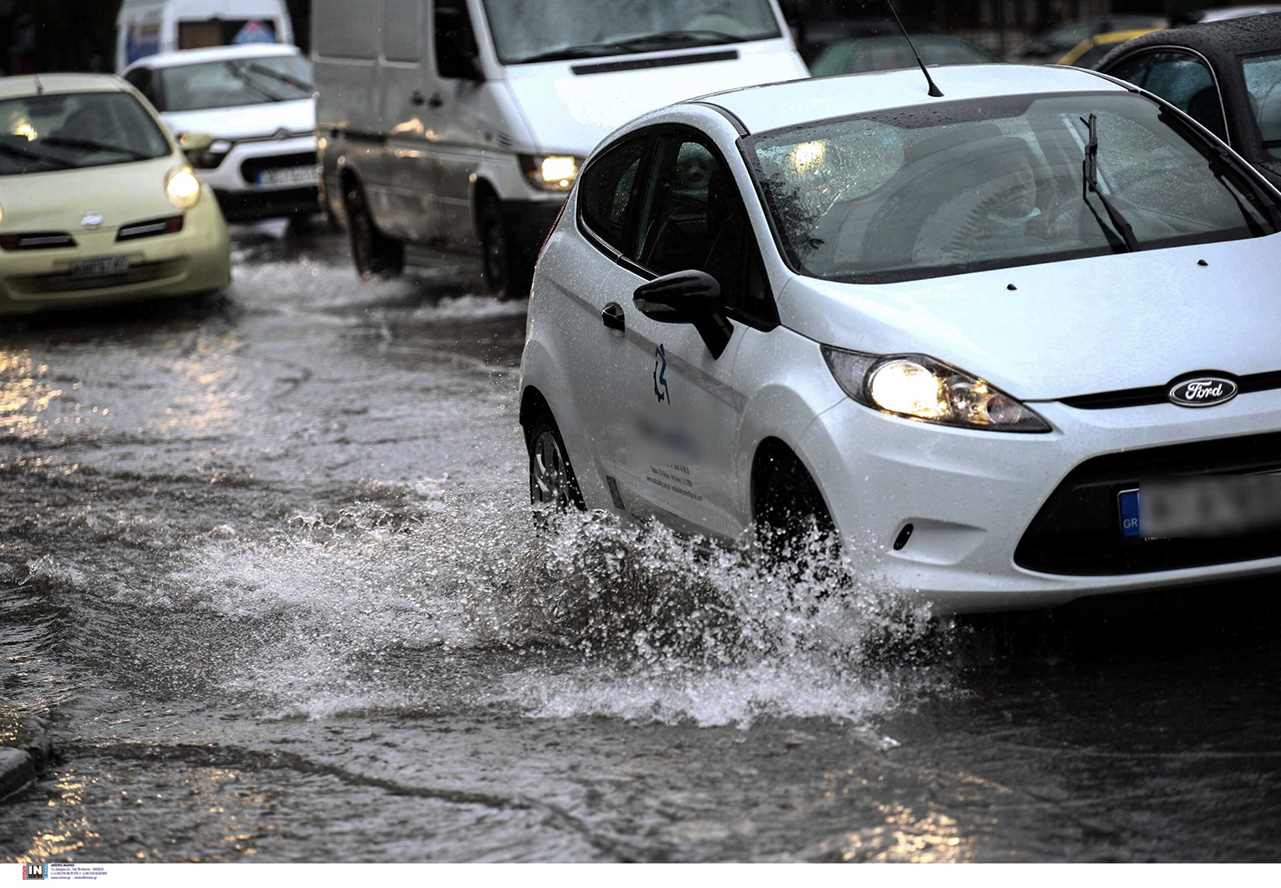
[698,63,1126,134]
[0,73,128,101]
[124,42,301,71]
[1099,11,1281,67]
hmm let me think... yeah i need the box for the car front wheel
[527,412,585,514]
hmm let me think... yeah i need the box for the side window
[435,0,481,80]
[383,0,421,64]
[578,137,648,254]
[1105,54,1153,90]
[634,134,772,325]
[1142,51,1227,143]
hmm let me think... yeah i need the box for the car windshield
[747,92,1278,283]
[0,91,171,176]
[1242,51,1281,160]
[480,0,781,64]
[158,54,314,111]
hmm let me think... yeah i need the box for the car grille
[1014,431,1281,575]
[116,216,184,242]
[0,232,77,251]
[9,259,187,295]
[1061,370,1281,409]
[240,151,317,182]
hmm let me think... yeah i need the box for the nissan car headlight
[165,166,202,209]
[822,346,1051,433]
[519,154,581,191]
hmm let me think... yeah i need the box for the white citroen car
[518,64,1281,614]
[121,44,317,221]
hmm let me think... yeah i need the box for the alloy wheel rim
[531,430,568,507]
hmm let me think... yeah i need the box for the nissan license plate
[1119,476,1281,538]
[69,256,129,277]
[257,166,317,187]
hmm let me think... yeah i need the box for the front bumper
[801,390,1281,613]
[196,134,319,221]
[0,189,231,316]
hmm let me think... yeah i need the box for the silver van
[312,0,807,296]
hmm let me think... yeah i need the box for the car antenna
[33,73,44,95]
[884,0,943,97]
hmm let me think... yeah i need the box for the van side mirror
[634,270,734,359]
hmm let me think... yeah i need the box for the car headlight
[165,166,202,209]
[822,346,1051,433]
[0,198,4,226]
[519,154,581,192]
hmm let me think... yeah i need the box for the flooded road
[3,223,1280,862]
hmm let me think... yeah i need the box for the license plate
[257,166,317,187]
[69,256,129,277]
[1119,476,1281,539]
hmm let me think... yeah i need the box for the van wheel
[345,183,403,279]
[479,197,531,300]
[527,410,585,514]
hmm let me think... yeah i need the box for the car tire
[527,410,586,515]
[479,197,532,300]
[345,183,403,279]
[754,450,836,569]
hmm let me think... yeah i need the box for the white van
[312,0,808,296]
[116,0,295,72]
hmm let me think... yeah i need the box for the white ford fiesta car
[518,64,1281,613]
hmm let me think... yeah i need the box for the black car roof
[1099,11,1281,69]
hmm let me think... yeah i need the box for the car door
[379,0,439,242]
[600,127,768,540]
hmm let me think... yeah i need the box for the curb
[0,747,36,800]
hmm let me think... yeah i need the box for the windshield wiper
[1080,113,1139,253]
[242,62,314,96]
[226,62,289,102]
[514,30,750,64]
[0,140,60,165]
[612,30,742,49]
[513,42,631,64]
[39,137,152,160]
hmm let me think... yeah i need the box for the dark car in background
[1008,15,1167,63]
[1097,12,1281,188]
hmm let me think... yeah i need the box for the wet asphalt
[1,220,1280,862]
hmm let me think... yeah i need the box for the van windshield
[482,0,782,64]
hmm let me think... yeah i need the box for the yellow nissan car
[0,73,230,316]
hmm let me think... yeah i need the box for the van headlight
[822,346,1051,432]
[519,154,581,191]
[165,166,202,209]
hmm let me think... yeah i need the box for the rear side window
[1110,50,1227,142]
[1242,51,1281,160]
[578,136,648,253]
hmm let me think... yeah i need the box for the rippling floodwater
[3,223,1281,862]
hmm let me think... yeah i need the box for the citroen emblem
[273,128,290,141]
[81,212,103,230]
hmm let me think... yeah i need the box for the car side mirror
[633,270,734,359]
[179,131,214,153]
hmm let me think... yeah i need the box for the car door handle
[427,92,444,109]
[411,90,426,106]
[601,302,625,332]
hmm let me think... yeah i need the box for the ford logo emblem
[81,212,103,230]
[1168,375,1239,408]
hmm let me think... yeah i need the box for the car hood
[778,234,1281,402]
[503,42,806,154]
[0,156,184,233]
[161,99,315,140]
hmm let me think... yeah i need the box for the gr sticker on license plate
[1119,488,1141,537]
[69,256,129,277]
